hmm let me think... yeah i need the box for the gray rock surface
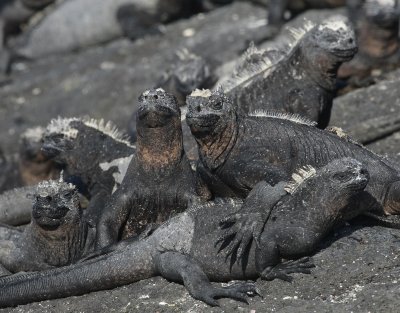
[0,2,268,154]
[2,224,399,312]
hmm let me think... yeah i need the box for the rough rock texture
[331,76,400,154]
[2,224,399,312]
[0,2,268,154]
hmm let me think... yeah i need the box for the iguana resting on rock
[338,0,400,90]
[267,0,346,28]
[0,157,370,307]
[97,88,211,249]
[42,117,136,224]
[0,177,95,274]
[186,88,400,216]
[220,16,357,128]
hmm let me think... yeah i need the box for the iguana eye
[211,101,223,110]
[333,172,351,182]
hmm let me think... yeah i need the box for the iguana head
[42,117,133,174]
[364,0,399,28]
[32,178,81,231]
[304,17,357,62]
[186,87,236,139]
[286,158,369,218]
[136,88,184,170]
[137,88,180,129]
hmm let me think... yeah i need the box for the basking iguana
[220,16,357,128]
[42,117,136,224]
[96,88,211,249]
[338,0,400,90]
[186,88,400,215]
[0,157,370,307]
[0,177,95,274]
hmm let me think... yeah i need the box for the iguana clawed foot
[191,281,260,307]
[217,212,264,262]
[260,257,315,282]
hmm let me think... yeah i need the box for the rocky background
[1,0,400,312]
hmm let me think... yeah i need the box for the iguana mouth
[41,143,63,157]
[331,47,358,59]
[186,115,219,128]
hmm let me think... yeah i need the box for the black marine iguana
[0,157,369,307]
[42,117,136,223]
[221,16,357,128]
[338,0,400,90]
[186,88,400,215]
[97,88,211,249]
[0,177,94,274]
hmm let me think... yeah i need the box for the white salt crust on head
[190,89,212,98]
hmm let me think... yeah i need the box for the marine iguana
[267,0,346,27]
[0,157,370,307]
[42,117,136,223]
[186,88,400,215]
[338,0,400,90]
[0,177,95,273]
[221,17,357,128]
[96,88,211,249]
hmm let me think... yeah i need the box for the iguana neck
[359,20,399,59]
[196,115,238,171]
[136,120,184,173]
[29,219,87,266]
[290,43,339,90]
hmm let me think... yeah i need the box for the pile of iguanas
[0,0,400,309]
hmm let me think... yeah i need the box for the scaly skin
[42,117,136,225]
[96,88,210,249]
[186,88,400,215]
[0,158,369,308]
[223,17,357,128]
[0,179,94,273]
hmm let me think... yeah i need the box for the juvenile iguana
[338,0,400,90]
[0,177,95,274]
[96,88,211,249]
[221,16,357,128]
[186,88,400,215]
[0,157,370,307]
[42,117,136,223]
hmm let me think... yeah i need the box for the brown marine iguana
[221,16,357,128]
[0,177,94,274]
[96,88,211,249]
[186,88,400,216]
[0,158,369,307]
[338,0,400,90]
[42,117,136,224]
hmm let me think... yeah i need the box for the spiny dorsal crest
[46,117,134,148]
[21,126,45,143]
[249,110,317,126]
[326,126,363,146]
[284,165,317,194]
[283,20,316,50]
[220,43,280,92]
[36,179,76,198]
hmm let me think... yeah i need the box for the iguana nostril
[196,106,201,112]
[154,95,158,100]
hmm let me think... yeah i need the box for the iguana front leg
[155,251,259,307]
[95,184,134,249]
[217,181,287,261]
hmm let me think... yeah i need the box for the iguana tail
[0,239,157,308]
